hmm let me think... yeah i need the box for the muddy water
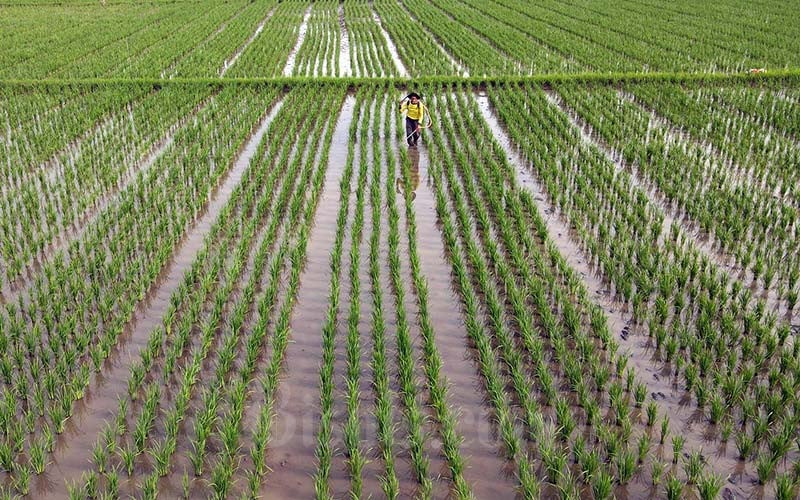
[262,95,354,498]
[338,4,352,77]
[42,98,286,498]
[406,135,519,497]
[283,6,313,77]
[370,10,408,78]
[474,93,757,495]
[220,5,277,77]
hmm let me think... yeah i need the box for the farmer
[399,92,426,147]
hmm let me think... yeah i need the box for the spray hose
[401,99,434,141]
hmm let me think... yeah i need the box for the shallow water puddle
[283,6,313,77]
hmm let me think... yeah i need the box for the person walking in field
[399,92,426,147]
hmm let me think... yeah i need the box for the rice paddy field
[1,0,800,498]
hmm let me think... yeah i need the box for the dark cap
[407,92,421,99]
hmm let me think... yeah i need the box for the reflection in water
[397,147,421,201]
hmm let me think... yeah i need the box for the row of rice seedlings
[313,89,364,499]
[193,88,341,500]
[0,85,207,287]
[72,90,308,497]
[556,82,798,307]
[292,0,340,77]
[371,0,456,76]
[706,85,800,145]
[170,0,279,78]
[369,91,400,497]
[178,92,331,496]
[242,84,343,497]
[488,82,800,493]
[342,0,398,78]
[548,83,800,478]
[225,1,309,78]
[388,97,471,498]
[639,83,800,201]
[415,0,574,74]
[446,88,710,497]
[432,88,629,496]
[339,86,377,498]
[384,96,441,496]
[39,3,234,79]
[0,85,143,185]
[423,93,540,497]
[464,87,676,493]
[0,86,279,489]
[104,3,247,79]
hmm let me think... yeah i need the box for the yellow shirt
[400,101,425,121]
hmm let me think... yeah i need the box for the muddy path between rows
[263,95,355,498]
[407,135,519,498]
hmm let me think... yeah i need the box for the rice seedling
[683,450,704,484]
[671,435,685,463]
[775,472,796,500]
[616,449,637,484]
[756,453,776,484]
[696,470,725,500]
[658,415,669,444]
[12,463,30,495]
[29,438,48,474]
[736,431,754,460]
[651,459,665,486]
[105,468,119,500]
[118,443,138,476]
[646,402,658,426]
[665,473,684,500]
[592,469,613,500]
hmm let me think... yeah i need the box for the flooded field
[2,0,800,498]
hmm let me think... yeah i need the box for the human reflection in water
[397,147,421,201]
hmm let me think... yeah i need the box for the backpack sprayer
[399,92,433,142]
